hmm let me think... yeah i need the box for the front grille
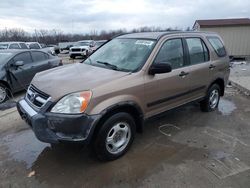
[26,85,51,108]
[71,48,81,52]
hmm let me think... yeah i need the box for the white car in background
[69,40,95,59]
[0,42,29,49]
[26,42,57,55]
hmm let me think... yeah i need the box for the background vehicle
[47,44,60,54]
[0,42,29,49]
[26,42,57,55]
[69,40,95,59]
[17,32,230,161]
[26,42,42,49]
[0,50,62,103]
[92,40,107,51]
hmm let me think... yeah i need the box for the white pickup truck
[69,40,95,59]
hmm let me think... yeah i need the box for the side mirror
[149,63,172,75]
[14,61,24,67]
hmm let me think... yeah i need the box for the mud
[1,88,250,188]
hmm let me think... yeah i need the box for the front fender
[87,94,145,115]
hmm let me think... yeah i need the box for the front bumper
[69,51,87,56]
[17,99,101,144]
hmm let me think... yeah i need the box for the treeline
[0,26,191,45]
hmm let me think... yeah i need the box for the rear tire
[200,84,221,112]
[0,84,9,104]
[70,55,75,59]
[94,112,136,161]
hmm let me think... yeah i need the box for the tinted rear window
[186,38,209,65]
[19,43,28,49]
[207,37,226,57]
[31,51,48,61]
[29,43,40,49]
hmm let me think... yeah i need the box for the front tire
[200,84,221,112]
[94,112,136,161]
[0,84,9,104]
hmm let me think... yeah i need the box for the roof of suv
[117,31,217,40]
[0,41,24,44]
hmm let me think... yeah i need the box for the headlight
[51,91,92,114]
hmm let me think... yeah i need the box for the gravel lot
[1,87,250,188]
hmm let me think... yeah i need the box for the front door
[144,38,193,118]
[8,52,33,91]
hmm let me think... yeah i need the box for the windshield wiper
[96,60,118,70]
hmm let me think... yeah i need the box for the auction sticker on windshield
[135,40,154,46]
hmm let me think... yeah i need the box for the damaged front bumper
[17,99,101,144]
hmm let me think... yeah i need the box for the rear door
[182,37,211,100]
[144,38,193,117]
[30,51,51,76]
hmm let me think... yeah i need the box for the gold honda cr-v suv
[17,31,230,161]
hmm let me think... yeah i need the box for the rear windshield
[207,37,226,57]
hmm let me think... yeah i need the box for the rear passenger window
[29,43,40,49]
[9,43,20,49]
[207,37,226,57]
[13,52,32,64]
[31,52,47,62]
[186,38,209,65]
[19,43,28,49]
[154,39,184,69]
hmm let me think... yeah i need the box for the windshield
[76,42,90,46]
[0,44,8,49]
[85,38,156,72]
[0,53,12,62]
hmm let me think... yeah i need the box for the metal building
[193,18,250,58]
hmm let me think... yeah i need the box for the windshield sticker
[135,40,154,46]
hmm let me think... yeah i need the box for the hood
[32,63,130,101]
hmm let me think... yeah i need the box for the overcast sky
[0,0,249,34]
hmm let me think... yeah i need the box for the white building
[193,18,250,58]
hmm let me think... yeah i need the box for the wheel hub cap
[209,89,219,109]
[106,122,131,154]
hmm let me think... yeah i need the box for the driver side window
[154,39,184,69]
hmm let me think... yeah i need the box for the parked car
[26,42,42,49]
[17,32,230,161]
[92,40,107,51]
[0,50,62,103]
[69,40,95,59]
[47,45,60,55]
[0,42,29,50]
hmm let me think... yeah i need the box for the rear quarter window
[207,36,227,57]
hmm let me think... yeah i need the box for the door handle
[209,64,216,69]
[179,71,189,77]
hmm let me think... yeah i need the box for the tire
[70,55,75,59]
[0,84,9,104]
[94,112,136,161]
[200,84,221,112]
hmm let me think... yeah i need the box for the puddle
[218,98,237,115]
[158,124,181,137]
[2,130,49,168]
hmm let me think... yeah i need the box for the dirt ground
[0,87,250,188]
